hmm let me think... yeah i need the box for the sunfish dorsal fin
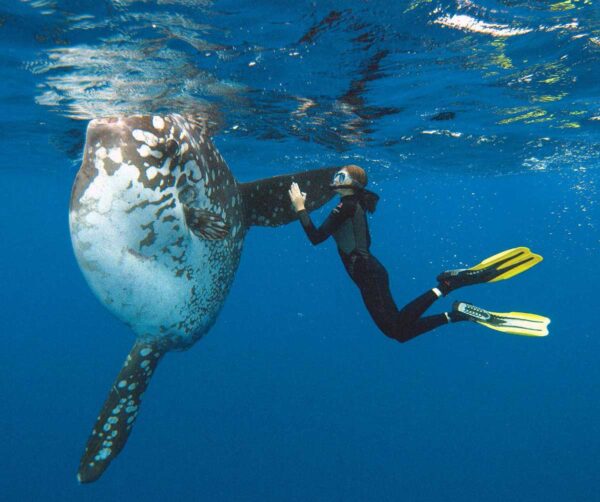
[239,166,340,227]
[77,341,164,483]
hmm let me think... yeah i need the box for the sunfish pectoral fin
[77,341,164,484]
[239,166,342,227]
[183,205,230,240]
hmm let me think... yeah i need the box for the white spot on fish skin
[127,416,135,424]
[128,383,137,391]
[103,423,111,432]
[140,360,150,368]
[147,167,158,180]
[118,380,127,388]
[132,129,145,142]
[126,405,138,413]
[108,147,123,164]
[140,348,152,357]
[135,146,161,162]
[107,416,118,424]
[138,145,151,157]
[98,448,111,460]
[180,143,189,155]
[132,129,159,147]
[96,147,107,159]
[111,430,118,438]
[153,116,165,130]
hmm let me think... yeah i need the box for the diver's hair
[360,189,379,213]
[344,164,367,187]
[343,164,378,212]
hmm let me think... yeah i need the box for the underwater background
[1,0,599,500]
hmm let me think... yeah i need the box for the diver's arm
[289,181,351,245]
[296,209,333,245]
[297,202,351,245]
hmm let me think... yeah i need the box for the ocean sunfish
[70,114,339,483]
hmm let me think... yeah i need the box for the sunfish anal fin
[77,341,164,484]
[183,205,230,240]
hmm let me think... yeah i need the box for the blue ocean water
[1,0,599,500]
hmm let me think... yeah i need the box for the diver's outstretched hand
[288,182,307,212]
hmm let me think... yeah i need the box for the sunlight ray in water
[3,0,599,178]
[1,1,600,499]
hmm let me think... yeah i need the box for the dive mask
[330,169,363,190]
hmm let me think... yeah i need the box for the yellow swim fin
[469,247,543,282]
[438,247,542,293]
[453,301,550,337]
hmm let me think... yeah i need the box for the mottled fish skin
[77,342,162,484]
[69,114,245,351]
[70,113,340,483]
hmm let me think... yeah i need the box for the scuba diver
[288,165,550,342]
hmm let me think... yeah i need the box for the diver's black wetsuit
[297,193,449,343]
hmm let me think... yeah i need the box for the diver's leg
[391,314,451,342]
[396,288,440,324]
[348,254,401,333]
[362,255,442,324]
[351,255,455,343]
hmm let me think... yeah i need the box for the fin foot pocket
[452,301,550,337]
[438,247,542,294]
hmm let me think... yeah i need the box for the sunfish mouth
[84,117,134,149]
[88,116,127,131]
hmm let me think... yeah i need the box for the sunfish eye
[165,139,179,156]
[178,185,197,205]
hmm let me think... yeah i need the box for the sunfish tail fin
[77,341,164,484]
[239,166,341,227]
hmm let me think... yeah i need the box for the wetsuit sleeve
[297,201,354,245]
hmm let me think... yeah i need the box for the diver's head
[330,164,367,194]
